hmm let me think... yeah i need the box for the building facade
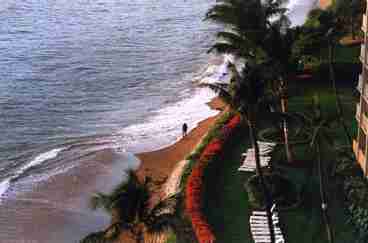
[353,12,368,175]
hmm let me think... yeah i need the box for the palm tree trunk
[247,109,275,243]
[281,95,294,164]
[316,141,334,243]
[328,40,352,144]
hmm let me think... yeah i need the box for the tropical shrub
[180,111,235,189]
[336,155,368,241]
[245,173,299,209]
[184,114,241,243]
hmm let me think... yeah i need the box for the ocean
[0,0,316,242]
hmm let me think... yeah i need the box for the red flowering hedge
[185,114,241,243]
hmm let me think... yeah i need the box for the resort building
[354,11,368,175]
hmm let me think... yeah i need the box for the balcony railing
[363,114,368,133]
[362,14,367,32]
[361,44,366,63]
[358,74,363,93]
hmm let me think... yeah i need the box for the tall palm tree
[295,8,352,146]
[203,60,276,243]
[87,170,177,243]
[298,95,335,243]
[205,0,289,60]
[334,0,365,40]
[326,28,353,145]
[206,0,300,164]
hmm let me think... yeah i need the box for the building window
[359,128,367,153]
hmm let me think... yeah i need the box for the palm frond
[200,82,233,107]
[90,192,112,211]
[310,119,327,148]
[207,42,240,55]
[205,4,238,24]
[149,194,178,218]
[145,213,175,234]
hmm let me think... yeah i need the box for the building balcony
[361,44,366,63]
[357,107,368,134]
[357,74,363,93]
[353,139,366,175]
[362,14,367,32]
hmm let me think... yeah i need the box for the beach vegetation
[184,114,242,243]
[245,172,299,209]
[81,170,178,243]
[180,111,235,190]
[206,0,311,165]
[305,95,337,243]
[332,0,365,40]
[202,60,278,243]
[202,81,357,242]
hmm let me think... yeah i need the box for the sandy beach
[135,97,225,200]
[111,97,225,243]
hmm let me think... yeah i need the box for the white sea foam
[0,147,66,201]
[0,179,10,198]
[195,54,234,85]
[117,55,232,153]
[17,147,66,176]
[118,87,219,152]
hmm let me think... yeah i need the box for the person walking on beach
[182,123,188,137]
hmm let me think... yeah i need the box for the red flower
[185,114,241,243]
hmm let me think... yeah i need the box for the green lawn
[201,84,358,243]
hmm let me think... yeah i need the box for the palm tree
[298,95,335,243]
[205,0,289,57]
[203,60,276,243]
[206,0,300,164]
[295,9,352,146]
[334,0,365,40]
[264,26,300,164]
[88,170,177,243]
[326,28,353,145]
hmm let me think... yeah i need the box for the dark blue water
[0,0,222,164]
[0,0,316,242]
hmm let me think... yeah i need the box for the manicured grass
[202,128,251,243]
[312,44,360,65]
[201,84,358,243]
[330,45,360,63]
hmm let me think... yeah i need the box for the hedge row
[184,114,241,243]
[336,155,368,242]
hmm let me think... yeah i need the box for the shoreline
[112,97,225,242]
[134,97,225,200]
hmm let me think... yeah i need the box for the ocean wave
[19,147,66,175]
[0,147,66,200]
[116,55,234,153]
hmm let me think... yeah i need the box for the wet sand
[0,97,225,243]
[0,150,140,243]
[135,97,225,199]
[113,97,225,243]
